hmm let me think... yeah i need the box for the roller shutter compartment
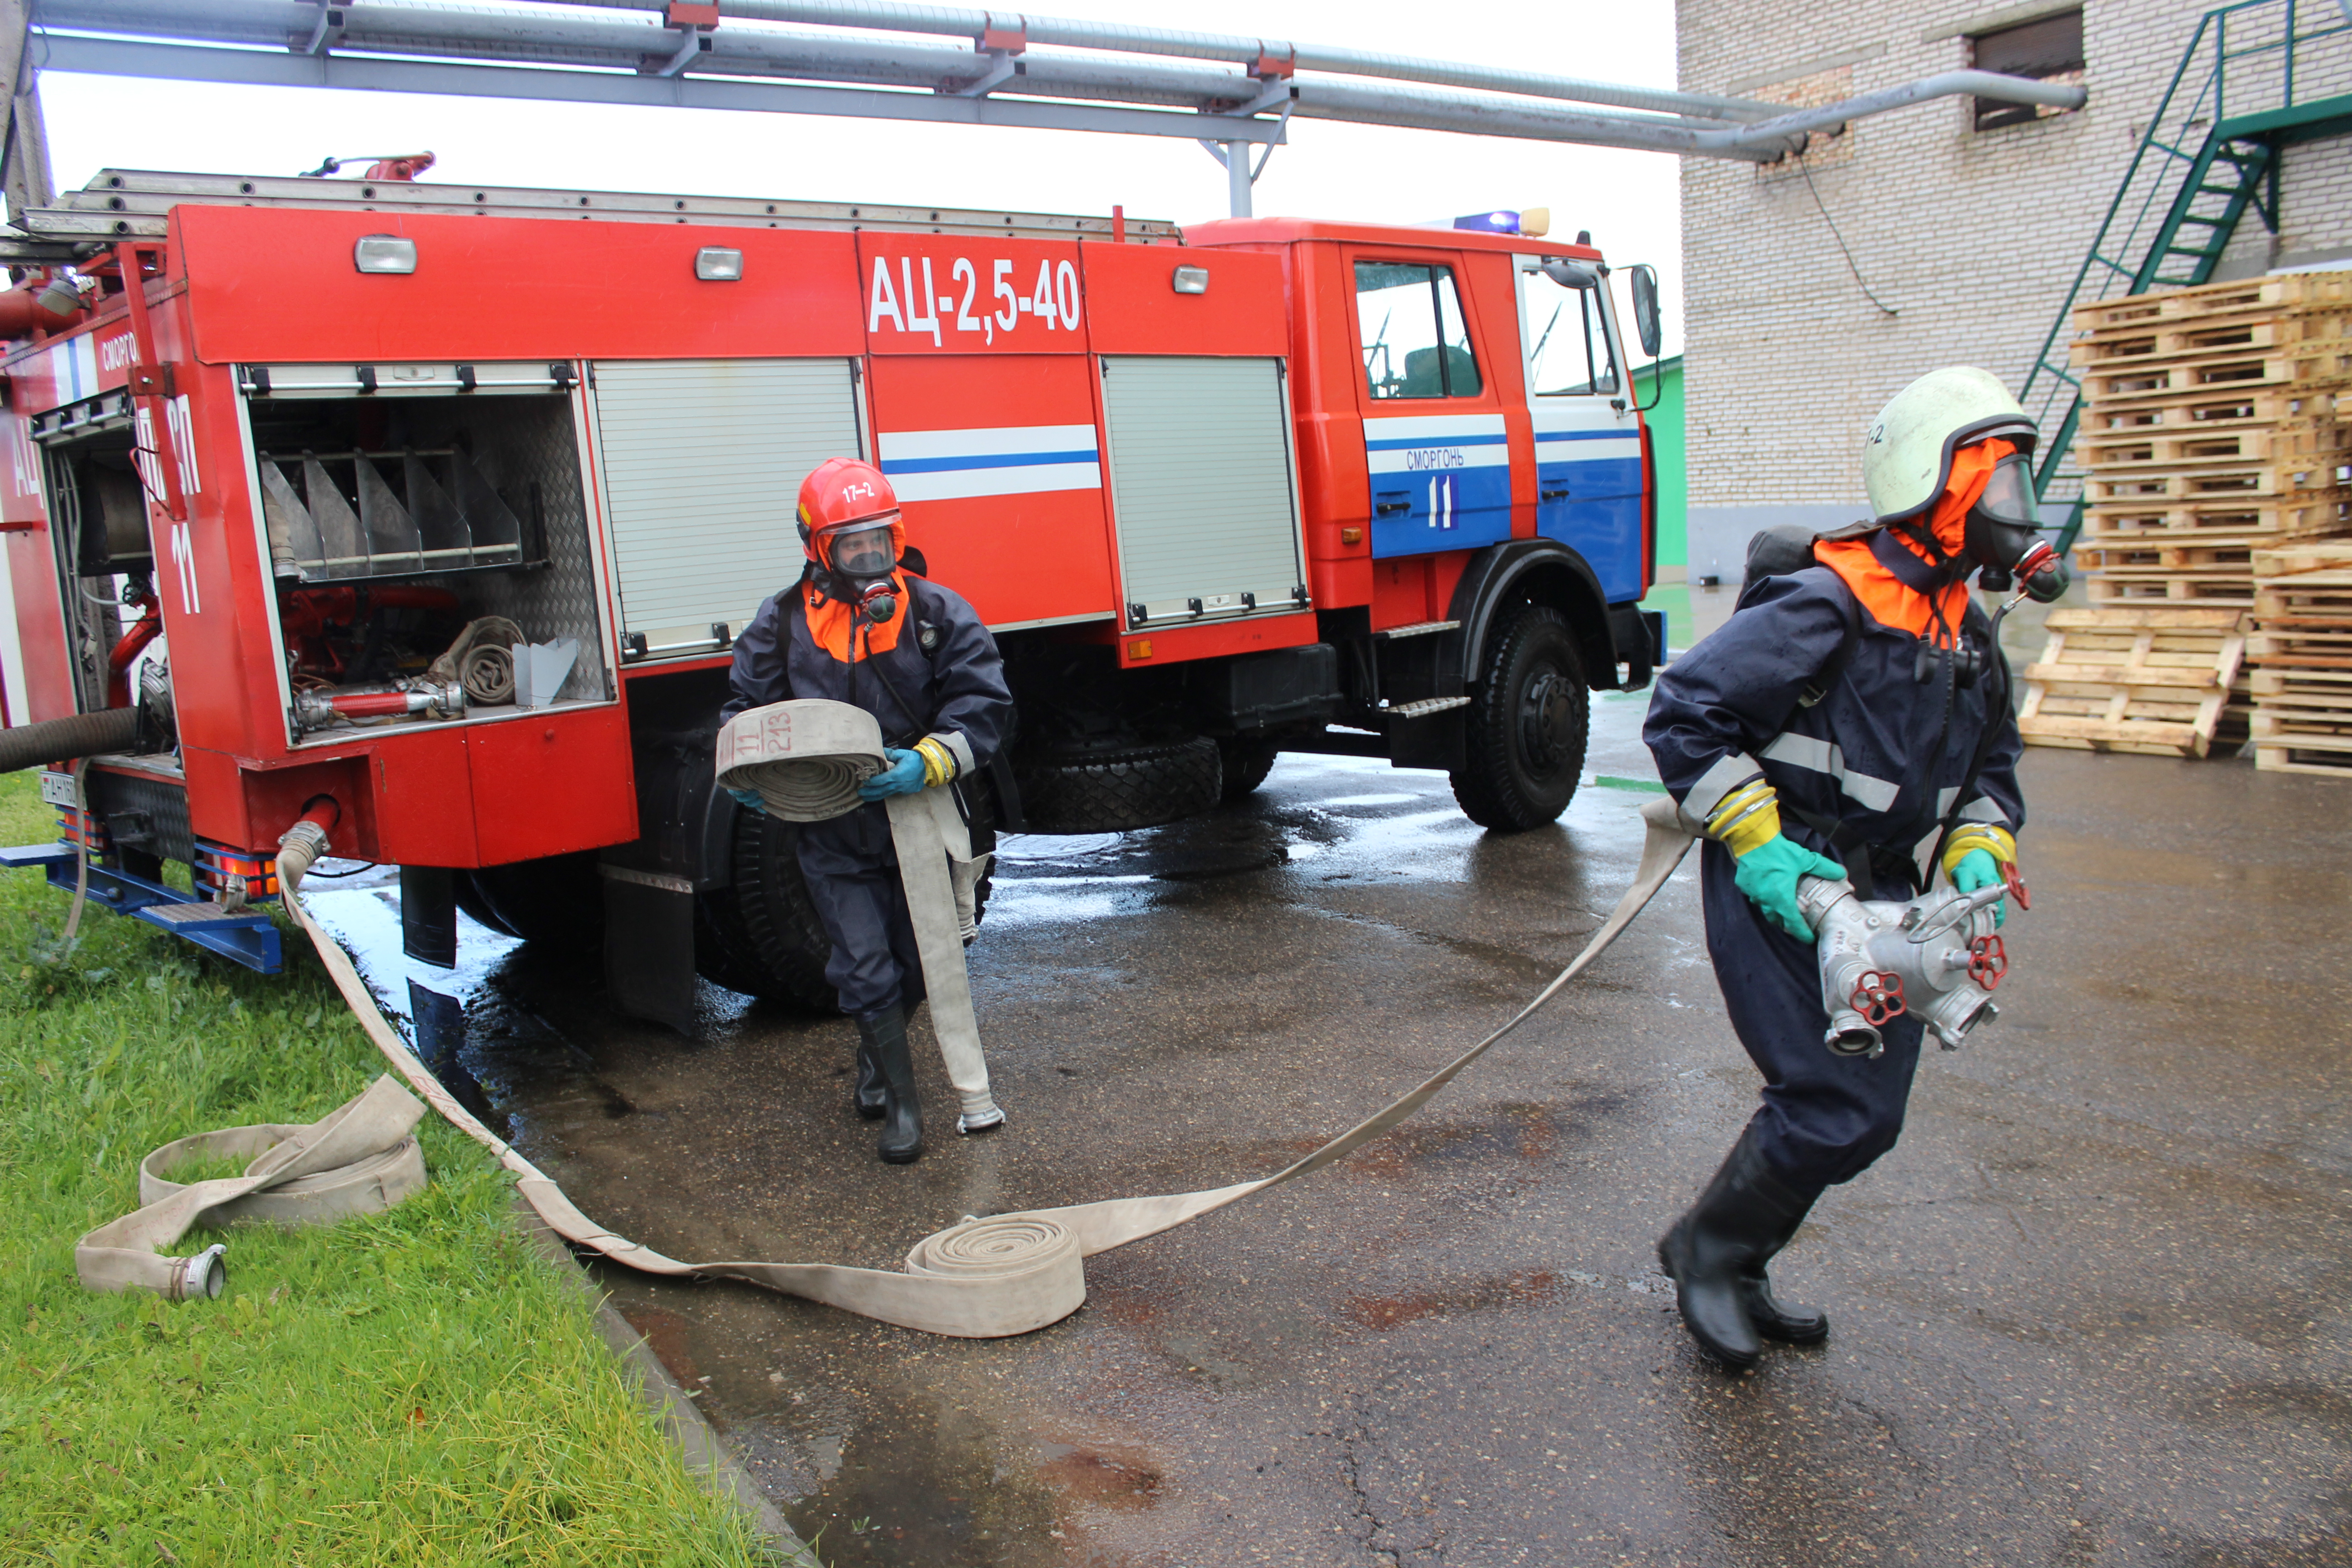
[1098,357,1306,629]
[593,358,862,657]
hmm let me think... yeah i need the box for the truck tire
[696,797,999,1011]
[466,852,604,950]
[696,811,838,1010]
[451,871,521,939]
[1015,737,1222,833]
[1218,737,1281,801]
[1451,604,1588,832]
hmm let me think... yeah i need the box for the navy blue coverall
[721,571,1013,1017]
[1643,565,2026,1186]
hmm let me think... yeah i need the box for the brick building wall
[1675,0,2352,582]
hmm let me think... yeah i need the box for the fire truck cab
[0,173,1664,1024]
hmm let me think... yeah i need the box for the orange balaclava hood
[1814,437,2013,642]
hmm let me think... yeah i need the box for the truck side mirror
[1628,265,1663,358]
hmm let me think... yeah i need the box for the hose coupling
[164,1243,226,1302]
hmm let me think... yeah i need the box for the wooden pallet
[2081,351,2352,405]
[2252,540,2352,578]
[2248,665,2352,710]
[2077,542,2254,573]
[2016,608,2246,757]
[2074,272,2352,333]
[2249,625,2352,667]
[2090,389,2339,431]
[2086,575,2256,607]
[2254,739,2352,775]
[2087,465,2344,504]
[2072,311,2352,370]
[2086,496,2352,539]
[2078,419,2352,471]
[2252,573,2352,623]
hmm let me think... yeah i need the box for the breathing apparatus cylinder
[1796,875,2012,1058]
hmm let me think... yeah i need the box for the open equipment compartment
[237,361,613,743]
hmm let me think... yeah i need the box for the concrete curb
[510,1199,823,1567]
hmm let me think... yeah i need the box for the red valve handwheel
[2000,858,2031,911]
[1969,933,2008,989]
[1849,970,1906,1026]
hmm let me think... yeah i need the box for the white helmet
[1862,367,2038,524]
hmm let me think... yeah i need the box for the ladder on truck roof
[3,168,1180,261]
[2019,0,2352,554]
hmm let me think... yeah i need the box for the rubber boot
[1742,1185,1830,1343]
[1656,1123,1819,1370]
[862,1005,924,1165]
[851,1039,887,1121]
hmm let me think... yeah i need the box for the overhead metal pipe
[29,1,2090,165]
[1715,70,2088,154]
[553,0,1787,122]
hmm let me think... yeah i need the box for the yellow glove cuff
[913,736,957,790]
[1706,779,1783,859]
[1940,824,2016,878]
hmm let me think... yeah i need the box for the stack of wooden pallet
[2017,607,2248,757]
[2071,271,2352,610]
[2248,541,2352,775]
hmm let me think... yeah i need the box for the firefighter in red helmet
[721,457,1014,1164]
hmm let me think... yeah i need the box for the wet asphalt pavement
[315,672,2352,1567]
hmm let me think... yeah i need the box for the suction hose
[0,707,142,774]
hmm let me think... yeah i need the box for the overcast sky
[33,1,1686,355]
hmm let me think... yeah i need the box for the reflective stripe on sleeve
[930,729,976,777]
[1759,731,1901,813]
[1680,751,1764,833]
[1956,794,2011,826]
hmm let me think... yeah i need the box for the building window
[1356,261,1483,400]
[1971,8,2084,131]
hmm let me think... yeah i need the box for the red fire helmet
[796,456,905,573]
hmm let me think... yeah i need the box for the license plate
[38,770,77,808]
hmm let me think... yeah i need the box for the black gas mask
[1965,453,2069,603]
[804,516,902,623]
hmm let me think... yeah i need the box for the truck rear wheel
[696,794,999,1011]
[1451,604,1588,831]
[696,812,837,1010]
[464,853,603,950]
[1217,737,1281,801]
[1014,737,1222,833]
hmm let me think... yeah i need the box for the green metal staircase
[2019,0,2352,550]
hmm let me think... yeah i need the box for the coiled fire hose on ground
[80,716,1699,1336]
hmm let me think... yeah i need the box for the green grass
[0,772,769,1565]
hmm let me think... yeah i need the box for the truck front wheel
[1451,604,1588,831]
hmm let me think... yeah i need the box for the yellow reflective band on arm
[914,736,957,789]
[1706,779,1783,859]
[1940,823,2016,877]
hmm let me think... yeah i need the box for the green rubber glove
[1952,846,2006,928]
[1732,834,1851,941]
[857,747,927,801]
[727,787,766,816]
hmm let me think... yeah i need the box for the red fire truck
[0,171,1665,1025]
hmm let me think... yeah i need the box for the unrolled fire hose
[83,717,1702,1335]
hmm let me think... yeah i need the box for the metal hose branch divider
[175,725,1697,1338]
